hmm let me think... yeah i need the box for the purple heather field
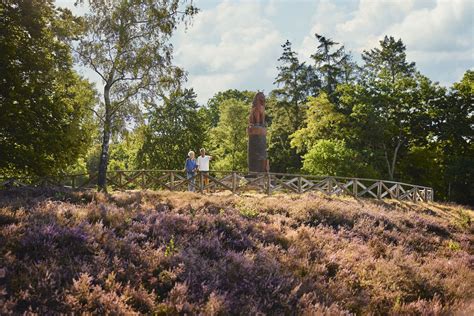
[0,187,473,315]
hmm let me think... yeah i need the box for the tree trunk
[98,85,112,191]
[383,138,403,180]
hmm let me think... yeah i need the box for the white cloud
[58,0,474,102]
[298,0,474,85]
[55,0,89,15]
[385,0,473,52]
[187,73,238,99]
[174,0,283,104]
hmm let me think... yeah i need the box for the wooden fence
[0,170,434,202]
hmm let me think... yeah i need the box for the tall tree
[269,40,319,172]
[139,88,206,170]
[209,98,249,171]
[290,93,348,154]
[0,0,96,177]
[301,139,367,177]
[267,99,302,173]
[359,36,419,180]
[290,93,377,178]
[436,71,473,204]
[361,36,415,84]
[75,0,198,190]
[273,40,319,127]
[311,34,349,99]
[206,89,254,127]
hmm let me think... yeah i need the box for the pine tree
[310,34,349,98]
[361,36,415,84]
[273,40,319,126]
[268,40,320,172]
[358,36,422,180]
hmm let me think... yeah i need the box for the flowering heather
[0,187,473,314]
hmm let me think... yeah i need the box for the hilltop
[0,188,473,315]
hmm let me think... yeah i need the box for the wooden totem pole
[247,92,269,173]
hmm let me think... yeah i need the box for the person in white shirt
[197,148,212,188]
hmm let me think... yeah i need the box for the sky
[57,0,474,104]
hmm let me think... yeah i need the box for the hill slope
[0,188,473,314]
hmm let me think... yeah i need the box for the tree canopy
[0,0,96,177]
[1,4,471,206]
[139,88,206,170]
[209,98,249,171]
[76,0,198,190]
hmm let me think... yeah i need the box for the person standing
[197,148,212,188]
[184,151,197,192]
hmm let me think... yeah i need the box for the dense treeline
[0,0,96,177]
[0,1,472,205]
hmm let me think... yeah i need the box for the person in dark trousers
[184,151,197,192]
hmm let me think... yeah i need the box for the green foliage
[447,240,461,251]
[77,127,144,174]
[239,207,259,219]
[267,102,302,173]
[0,0,96,177]
[237,201,259,219]
[357,37,416,179]
[206,89,254,127]
[435,71,473,205]
[398,145,443,189]
[76,0,198,189]
[453,209,472,230]
[290,94,347,153]
[165,235,176,257]
[311,33,353,99]
[1,1,471,210]
[273,40,320,121]
[209,98,249,171]
[301,139,370,177]
[139,89,206,170]
[336,36,440,181]
[268,40,319,172]
[289,93,377,178]
[109,129,144,171]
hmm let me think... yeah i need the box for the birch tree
[75,0,197,190]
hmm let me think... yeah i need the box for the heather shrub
[65,273,136,314]
[0,188,472,314]
[455,208,472,230]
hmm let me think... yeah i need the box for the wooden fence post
[170,171,175,191]
[199,172,204,193]
[232,172,237,193]
[1,169,434,203]
[266,173,271,195]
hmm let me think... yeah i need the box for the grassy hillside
[0,188,473,315]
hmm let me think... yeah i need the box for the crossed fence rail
[0,170,434,202]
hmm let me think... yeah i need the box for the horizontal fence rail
[0,170,434,202]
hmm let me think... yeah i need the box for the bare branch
[89,107,105,123]
[72,45,107,82]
